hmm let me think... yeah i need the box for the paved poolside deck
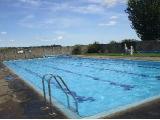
[1,58,160,118]
[77,55,160,61]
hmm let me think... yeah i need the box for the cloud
[70,4,105,14]
[103,0,120,7]
[34,35,53,41]
[98,20,117,26]
[18,0,41,6]
[57,36,64,40]
[10,39,15,42]
[86,0,127,7]
[45,2,106,15]
[54,31,66,35]
[102,0,127,6]
[33,34,64,42]
[67,1,126,14]
[0,31,7,35]
[98,15,119,27]
[110,15,118,19]
[18,13,87,29]
[15,0,126,15]
[18,14,35,28]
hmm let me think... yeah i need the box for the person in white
[124,43,128,53]
[130,45,134,55]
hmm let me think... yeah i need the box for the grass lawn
[83,53,160,57]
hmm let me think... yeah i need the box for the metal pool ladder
[41,74,79,116]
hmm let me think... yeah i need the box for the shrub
[109,40,118,44]
[72,45,82,55]
[87,42,102,53]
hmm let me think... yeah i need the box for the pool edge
[75,55,160,62]
[84,95,160,119]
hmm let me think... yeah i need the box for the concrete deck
[77,55,160,61]
[106,98,160,119]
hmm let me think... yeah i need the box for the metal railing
[41,74,79,115]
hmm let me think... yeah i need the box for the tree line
[72,39,139,54]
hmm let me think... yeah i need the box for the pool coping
[74,55,160,63]
[3,57,160,119]
[4,55,160,63]
[76,55,160,62]
[84,95,160,119]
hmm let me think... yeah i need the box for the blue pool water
[4,56,160,117]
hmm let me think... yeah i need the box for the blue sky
[0,0,139,47]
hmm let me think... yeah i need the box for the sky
[0,0,140,47]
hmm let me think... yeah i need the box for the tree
[72,45,82,55]
[87,42,103,53]
[109,40,118,44]
[125,0,160,41]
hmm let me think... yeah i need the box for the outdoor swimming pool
[4,56,160,118]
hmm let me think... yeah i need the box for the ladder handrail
[42,74,70,114]
[42,74,53,104]
[48,75,70,109]
[53,75,79,113]
[42,74,79,114]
